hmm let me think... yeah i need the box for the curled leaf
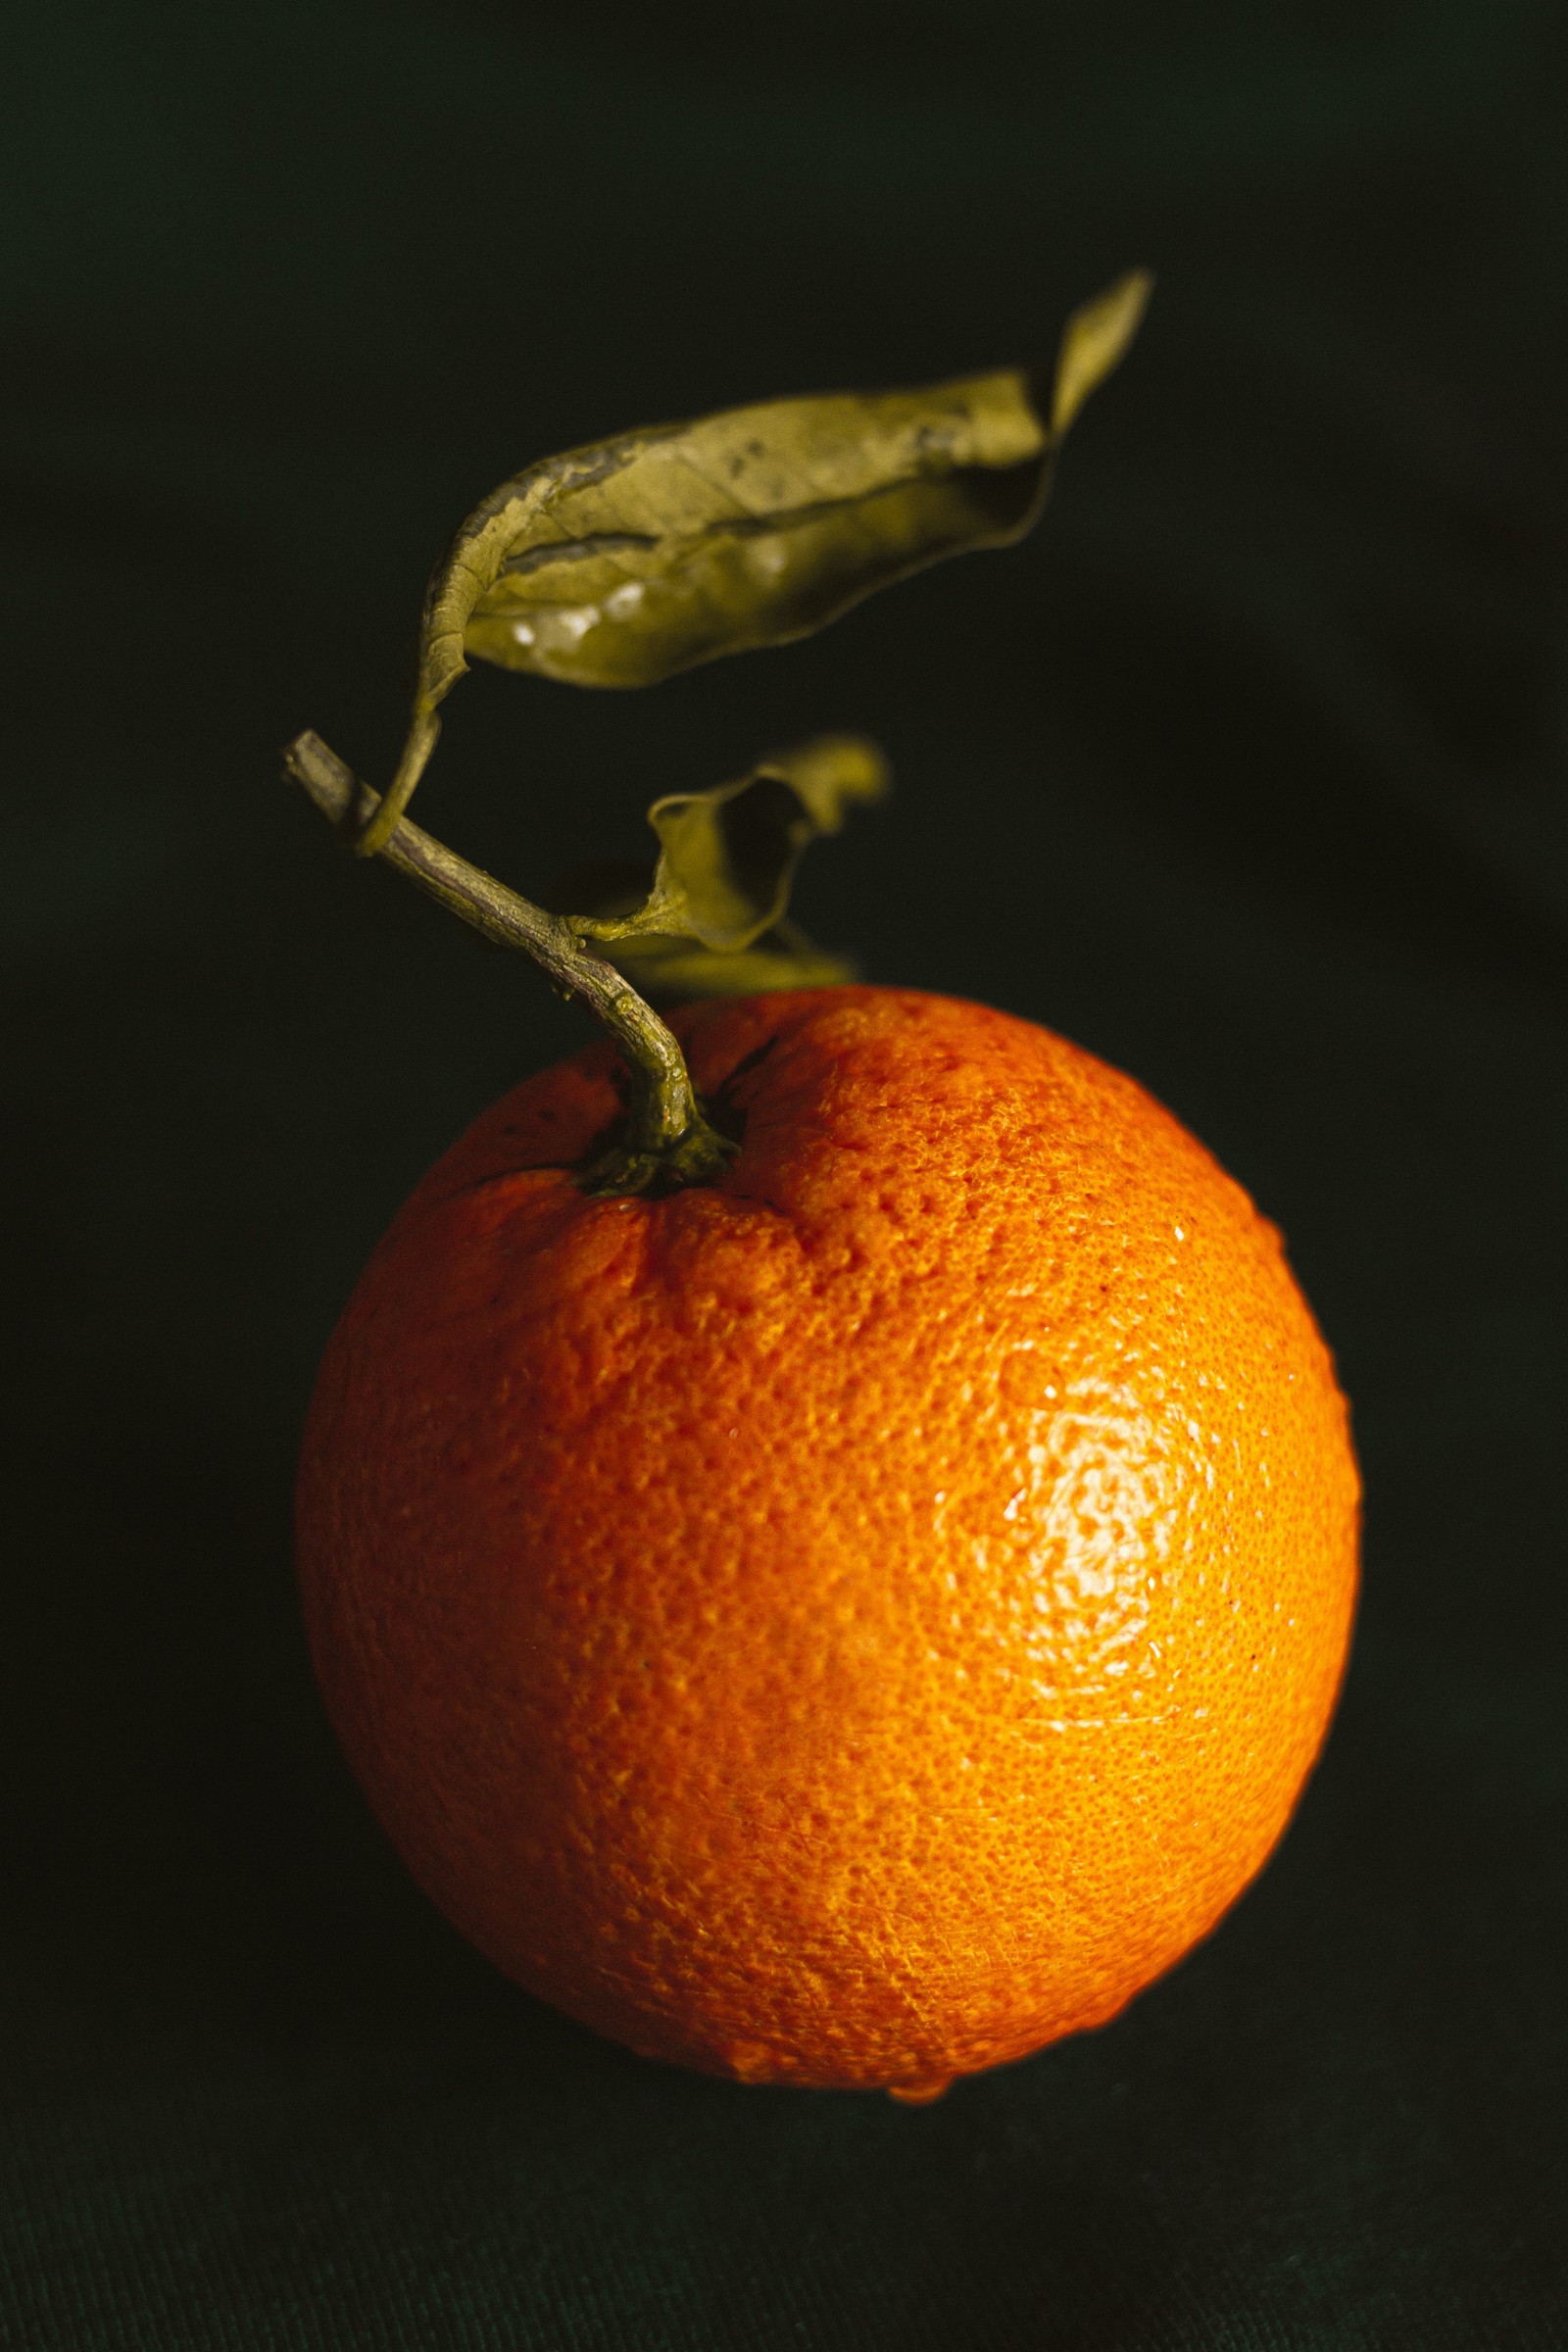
[574,733,888,954]
[544,734,889,1001]
[357,270,1152,853]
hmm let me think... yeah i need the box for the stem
[283,731,734,1194]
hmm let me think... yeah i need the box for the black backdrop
[5,3,1567,2344]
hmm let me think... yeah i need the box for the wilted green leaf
[358,270,1150,854]
[541,734,888,1001]
[573,733,888,953]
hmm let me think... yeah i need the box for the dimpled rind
[296,989,1359,2091]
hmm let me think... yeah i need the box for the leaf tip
[1050,269,1154,438]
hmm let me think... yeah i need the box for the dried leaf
[542,734,888,1001]
[357,271,1151,854]
[572,734,889,954]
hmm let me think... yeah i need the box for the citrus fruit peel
[295,988,1360,2094]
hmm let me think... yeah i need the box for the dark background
[5,2,1567,2344]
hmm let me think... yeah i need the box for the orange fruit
[297,987,1358,2097]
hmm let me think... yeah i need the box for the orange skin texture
[297,989,1359,2096]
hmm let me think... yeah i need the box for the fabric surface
[4,1,1566,2343]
